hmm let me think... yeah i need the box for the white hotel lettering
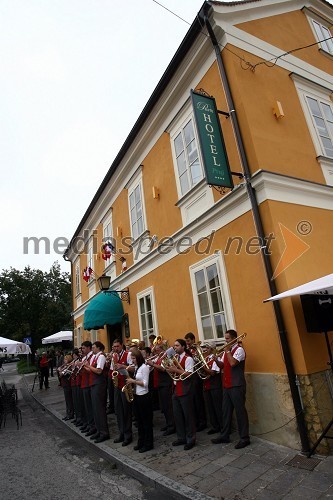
[203,111,221,167]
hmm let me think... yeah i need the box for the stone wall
[246,371,333,454]
[298,370,333,455]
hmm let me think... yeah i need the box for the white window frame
[307,13,333,55]
[102,212,115,269]
[170,105,204,198]
[127,169,147,242]
[137,287,158,347]
[75,260,81,296]
[169,102,214,225]
[76,325,82,347]
[292,74,333,185]
[190,252,234,343]
[90,330,98,343]
[87,241,93,273]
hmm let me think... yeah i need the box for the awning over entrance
[84,292,123,330]
[264,273,333,302]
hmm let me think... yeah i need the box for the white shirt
[134,363,150,395]
[221,345,245,364]
[207,353,220,373]
[90,352,106,370]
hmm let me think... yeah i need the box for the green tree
[0,262,72,350]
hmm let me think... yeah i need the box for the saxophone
[112,370,119,388]
[121,370,134,403]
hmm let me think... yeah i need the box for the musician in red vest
[146,343,175,436]
[84,341,110,443]
[166,339,195,450]
[211,329,250,449]
[79,341,95,435]
[112,338,133,446]
[201,341,223,436]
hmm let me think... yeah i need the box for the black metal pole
[202,9,310,452]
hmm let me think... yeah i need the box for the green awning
[84,292,123,331]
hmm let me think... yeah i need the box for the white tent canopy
[42,331,73,345]
[264,273,333,302]
[0,336,31,355]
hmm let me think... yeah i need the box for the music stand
[307,330,333,457]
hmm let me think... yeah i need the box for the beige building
[64,0,333,453]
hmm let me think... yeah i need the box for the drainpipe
[201,8,310,452]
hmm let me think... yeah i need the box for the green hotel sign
[191,90,233,189]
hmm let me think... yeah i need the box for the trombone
[214,332,247,356]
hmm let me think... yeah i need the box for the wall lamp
[97,275,130,304]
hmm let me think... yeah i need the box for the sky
[0,0,205,274]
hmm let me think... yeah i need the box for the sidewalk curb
[23,376,212,500]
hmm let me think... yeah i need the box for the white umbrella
[264,273,333,302]
[0,336,31,355]
[42,331,73,344]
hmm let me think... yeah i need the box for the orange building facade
[64,0,333,452]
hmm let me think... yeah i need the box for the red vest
[223,345,246,388]
[114,350,128,389]
[80,352,93,389]
[203,356,221,391]
[88,352,105,386]
[174,354,192,396]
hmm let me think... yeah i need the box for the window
[137,288,158,347]
[194,263,226,340]
[75,262,81,296]
[173,118,203,196]
[129,183,145,240]
[87,244,93,273]
[190,254,234,342]
[76,326,82,347]
[306,96,333,157]
[311,19,333,54]
[102,214,114,269]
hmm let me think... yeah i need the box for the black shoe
[75,421,83,427]
[235,440,250,449]
[163,428,176,436]
[62,416,70,421]
[94,435,110,444]
[207,429,219,435]
[172,439,186,446]
[196,424,207,432]
[113,436,124,444]
[139,446,153,453]
[134,445,142,451]
[90,433,100,440]
[122,439,132,446]
[211,436,230,444]
[160,426,167,432]
[85,429,97,437]
[80,426,89,432]
[184,443,195,450]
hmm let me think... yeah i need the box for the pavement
[18,373,333,499]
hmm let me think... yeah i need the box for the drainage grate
[286,454,322,471]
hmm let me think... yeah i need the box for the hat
[204,341,216,349]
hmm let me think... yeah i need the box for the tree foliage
[0,262,72,349]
